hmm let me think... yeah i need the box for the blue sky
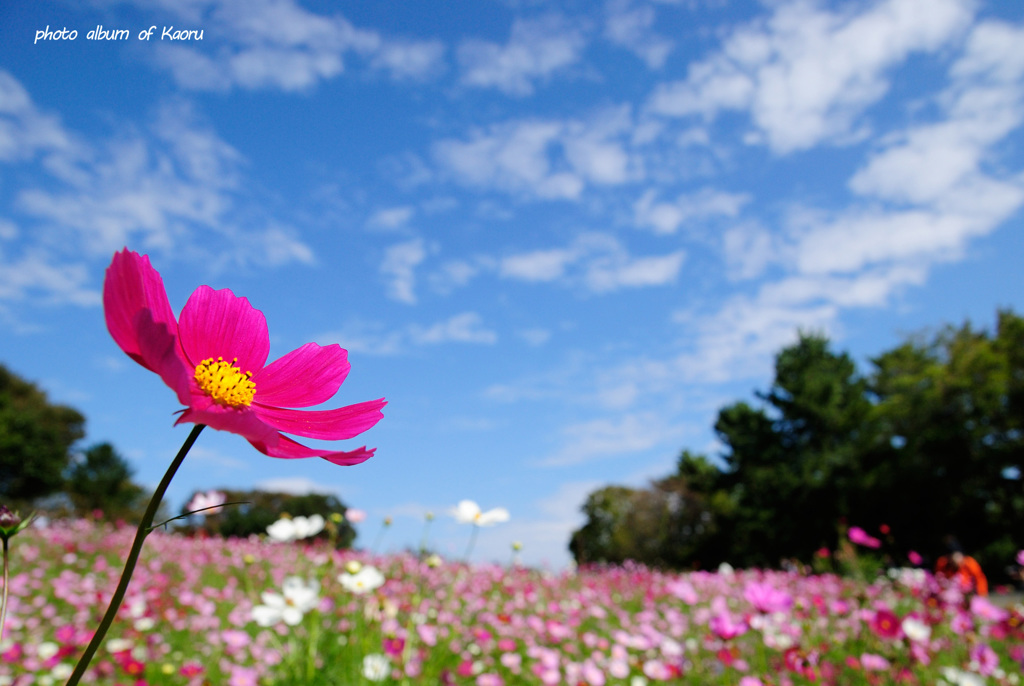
[2,0,1023,568]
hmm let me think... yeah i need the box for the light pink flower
[186,490,226,513]
[345,508,368,523]
[970,643,999,676]
[1016,549,1024,567]
[970,595,1009,623]
[860,653,890,671]
[104,249,385,463]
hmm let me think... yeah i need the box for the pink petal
[248,433,377,465]
[133,310,191,405]
[253,399,386,440]
[103,249,178,371]
[176,398,279,444]
[178,286,270,374]
[252,342,351,408]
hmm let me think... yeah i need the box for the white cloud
[722,222,776,280]
[584,250,686,292]
[428,258,487,294]
[1,89,315,272]
[603,0,674,69]
[371,39,447,80]
[634,187,749,234]
[0,70,73,162]
[318,323,405,357]
[434,120,583,200]
[541,413,682,467]
[367,206,415,230]
[0,250,98,306]
[150,0,444,91]
[321,312,498,354]
[499,234,685,293]
[433,108,639,200]
[380,238,427,304]
[458,15,587,96]
[647,0,974,153]
[849,19,1024,207]
[500,247,576,282]
[410,312,498,345]
[518,328,552,346]
[253,476,341,496]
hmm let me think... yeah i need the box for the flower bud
[0,505,31,542]
[0,505,20,530]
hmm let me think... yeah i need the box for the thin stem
[1,538,9,644]
[463,524,479,562]
[66,423,205,686]
[418,518,433,557]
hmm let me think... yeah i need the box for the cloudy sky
[2,0,1022,567]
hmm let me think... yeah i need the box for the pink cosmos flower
[970,643,999,676]
[860,653,890,671]
[848,526,881,549]
[104,249,385,464]
[969,595,1009,623]
[1016,549,1024,567]
[743,580,793,614]
[908,550,923,565]
[869,608,902,639]
[345,508,368,523]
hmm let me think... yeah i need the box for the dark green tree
[569,486,638,565]
[0,364,85,505]
[866,310,1024,573]
[715,333,873,566]
[65,443,147,520]
[569,311,1024,580]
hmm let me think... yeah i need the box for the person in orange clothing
[935,540,988,596]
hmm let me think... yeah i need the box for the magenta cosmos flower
[104,249,385,464]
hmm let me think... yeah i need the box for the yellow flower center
[194,357,255,407]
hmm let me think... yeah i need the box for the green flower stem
[1,538,10,644]
[418,518,433,556]
[66,423,205,686]
[463,524,479,562]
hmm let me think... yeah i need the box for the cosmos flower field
[2,519,1023,686]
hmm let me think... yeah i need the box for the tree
[715,333,873,566]
[0,364,85,505]
[197,489,356,548]
[570,311,1024,579]
[65,443,147,520]
[867,311,1024,572]
[569,486,638,565]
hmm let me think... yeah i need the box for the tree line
[0,364,353,540]
[570,310,1024,583]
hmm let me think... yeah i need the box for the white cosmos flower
[362,654,390,681]
[452,500,510,527]
[338,565,386,594]
[251,577,320,626]
[266,514,326,542]
[901,617,931,643]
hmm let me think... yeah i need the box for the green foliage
[570,310,1024,582]
[65,443,148,520]
[0,364,85,505]
[188,489,356,548]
